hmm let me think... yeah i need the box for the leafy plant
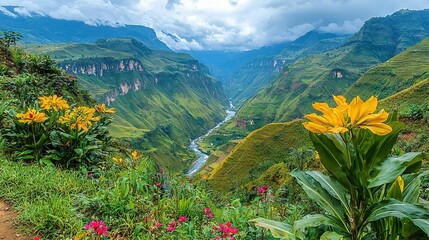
[1,95,115,167]
[252,95,429,239]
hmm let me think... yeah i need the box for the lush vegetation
[0,32,310,239]
[254,96,429,239]
[25,38,229,172]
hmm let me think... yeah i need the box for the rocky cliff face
[59,58,143,77]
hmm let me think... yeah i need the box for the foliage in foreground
[253,95,429,239]
[0,154,309,239]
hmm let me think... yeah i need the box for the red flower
[204,207,214,218]
[167,219,177,232]
[154,220,162,229]
[155,182,162,188]
[213,221,239,239]
[34,237,41,240]
[257,185,268,194]
[178,216,187,223]
[84,220,109,236]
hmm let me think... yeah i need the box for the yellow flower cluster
[303,95,392,136]
[59,106,100,132]
[96,103,115,114]
[38,95,69,111]
[16,108,48,124]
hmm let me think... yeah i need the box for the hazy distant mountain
[186,30,349,105]
[0,6,170,50]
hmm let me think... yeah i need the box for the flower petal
[359,123,392,135]
[303,122,328,133]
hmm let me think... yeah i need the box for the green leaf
[251,218,295,239]
[295,214,345,233]
[291,171,349,232]
[309,133,351,189]
[402,173,422,204]
[320,231,349,240]
[365,199,429,234]
[36,133,47,146]
[362,122,403,171]
[306,171,351,217]
[368,152,425,188]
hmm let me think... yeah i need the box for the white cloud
[0,0,428,50]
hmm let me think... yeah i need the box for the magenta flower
[84,220,109,237]
[153,220,162,229]
[213,222,239,239]
[167,219,177,232]
[178,216,187,223]
[204,207,214,218]
[257,185,268,194]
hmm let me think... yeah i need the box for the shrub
[1,95,115,167]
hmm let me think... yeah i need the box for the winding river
[186,103,236,176]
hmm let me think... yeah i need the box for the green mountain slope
[345,37,429,99]
[208,121,314,192]
[227,31,349,106]
[28,38,229,171]
[233,9,429,131]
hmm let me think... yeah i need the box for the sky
[1,0,429,51]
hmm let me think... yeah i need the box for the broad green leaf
[320,231,349,240]
[365,199,429,234]
[402,173,422,204]
[368,152,424,188]
[295,214,345,233]
[36,133,47,146]
[362,122,403,171]
[309,133,351,189]
[291,171,348,231]
[251,218,295,239]
[306,171,350,217]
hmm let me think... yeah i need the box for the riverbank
[187,104,236,175]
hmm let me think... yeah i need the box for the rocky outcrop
[59,58,143,77]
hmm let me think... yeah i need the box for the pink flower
[154,220,162,229]
[166,219,177,232]
[84,220,109,237]
[87,173,94,178]
[204,207,214,218]
[213,222,239,239]
[257,185,268,194]
[178,216,187,223]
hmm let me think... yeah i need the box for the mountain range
[0,6,169,50]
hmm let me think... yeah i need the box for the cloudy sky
[1,0,429,51]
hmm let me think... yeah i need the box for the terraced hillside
[233,9,429,131]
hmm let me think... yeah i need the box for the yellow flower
[113,157,123,163]
[16,108,48,124]
[303,102,348,134]
[38,95,69,111]
[303,95,392,136]
[396,176,404,193]
[59,106,100,132]
[96,103,115,114]
[347,96,392,135]
[131,150,138,160]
